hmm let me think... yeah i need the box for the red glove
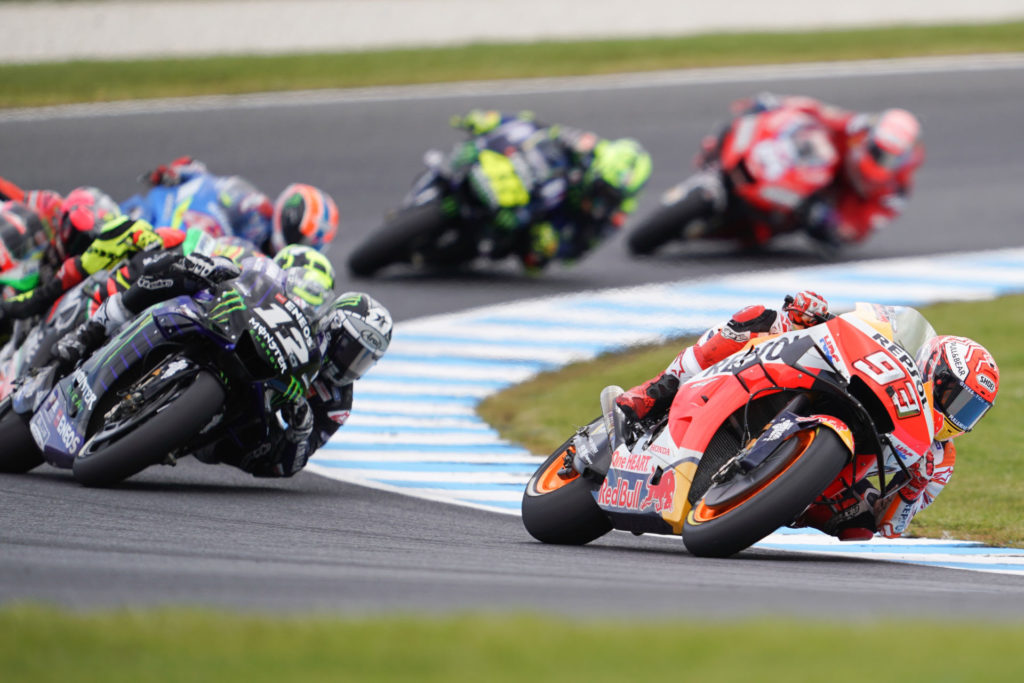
[899,447,935,503]
[144,156,197,187]
[784,290,830,327]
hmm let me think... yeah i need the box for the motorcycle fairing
[28,270,321,468]
[593,303,936,536]
[720,108,839,214]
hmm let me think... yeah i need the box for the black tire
[0,399,42,473]
[521,424,612,545]
[348,201,448,277]
[683,427,849,558]
[71,370,225,487]
[627,189,713,256]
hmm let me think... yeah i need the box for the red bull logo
[638,470,676,513]
[597,478,645,509]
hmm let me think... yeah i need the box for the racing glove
[171,252,241,288]
[783,290,830,328]
[141,156,207,187]
[278,396,314,446]
[52,319,108,372]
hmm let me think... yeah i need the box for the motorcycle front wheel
[627,189,714,256]
[347,201,449,277]
[0,398,42,473]
[71,369,225,487]
[521,422,612,545]
[682,426,849,558]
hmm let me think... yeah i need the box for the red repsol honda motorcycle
[522,303,937,557]
[627,106,838,255]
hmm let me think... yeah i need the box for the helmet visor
[935,376,992,433]
[331,329,384,384]
[867,139,914,171]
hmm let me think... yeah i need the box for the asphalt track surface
[2,57,1024,616]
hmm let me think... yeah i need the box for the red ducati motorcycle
[628,107,839,255]
[522,303,937,557]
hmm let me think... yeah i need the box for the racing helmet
[0,202,46,285]
[218,176,274,243]
[846,109,923,195]
[583,138,653,214]
[319,291,392,386]
[274,244,337,313]
[916,335,999,441]
[271,183,339,254]
[22,188,64,239]
[56,186,121,260]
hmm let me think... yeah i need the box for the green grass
[1,21,1023,108]
[478,296,1024,547]
[2,606,1024,681]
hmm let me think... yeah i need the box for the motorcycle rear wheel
[683,427,849,558]
[347,201,449,277]
[627,190,713,256]
[0,398,42,473]
[521,424,612,545]
[71,370,225,487]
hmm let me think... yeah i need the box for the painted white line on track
[312,246,1024,575]
[2,54,1023,124]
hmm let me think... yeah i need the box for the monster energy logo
[209,290,245,322]
[335,293,363,308]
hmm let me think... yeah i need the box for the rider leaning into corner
[696,93,925,251]
[614,291,999,541]
[121,156,339,256]
[51,232,393,479]
[449,109,653,272]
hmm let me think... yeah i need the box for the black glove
[53,320,108,371]
[171,253,241,289]
[278,397,313,445]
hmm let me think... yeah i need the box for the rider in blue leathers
[121,156,339,255]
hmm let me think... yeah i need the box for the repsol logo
[711,333,805,374]
[870,332,928,408]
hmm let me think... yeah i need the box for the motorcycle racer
[0,214,164,330]
[52,237,391,479]
[696,93,924,249]
[0,201,52,298]
[614,290,998,541]
[121,156,339,255]
[449,110,652,271]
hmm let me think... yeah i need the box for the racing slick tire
[348,201,448,277]
[0,399,43,473]
[522,423,613,545]
[72,370,225,487]
[627,189,713,256]
[683,426,849,558]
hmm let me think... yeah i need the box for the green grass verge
[478,295,1024,547]
[1,21,1023,108]
[2,606,1024,681]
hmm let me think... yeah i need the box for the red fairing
[719,108,839,214]
[666,313,934,496]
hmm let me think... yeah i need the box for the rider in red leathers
[614,291,999,541]
[700,93,925,249]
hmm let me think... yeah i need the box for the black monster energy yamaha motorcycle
[0,263,322,486]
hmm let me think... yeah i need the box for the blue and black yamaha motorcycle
[0,265,321,486]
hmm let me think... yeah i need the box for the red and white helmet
[56,186,121,260]
[916,335,999,441]
[846,108,924,196]
[271,183,339,254]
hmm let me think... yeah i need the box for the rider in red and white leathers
[614,291,999,541]
[699,94,925,248]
